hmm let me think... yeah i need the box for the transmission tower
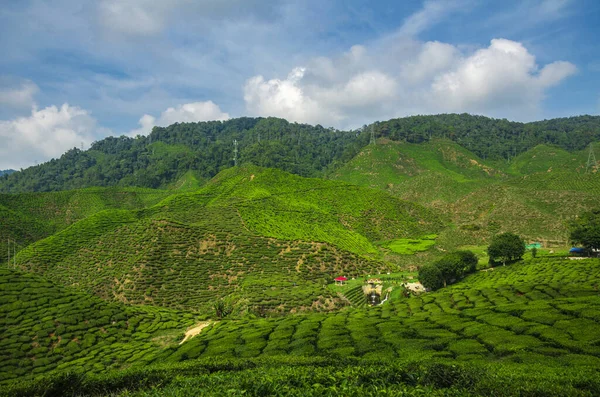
[370,125,375,145]
[586,143,597,173]
[233,140,238,166]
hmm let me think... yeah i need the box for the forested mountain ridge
[1,114,599,193]
[0,170,15,177]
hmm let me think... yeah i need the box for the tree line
[1,114,599,193]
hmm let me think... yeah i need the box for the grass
[382,235,437,255]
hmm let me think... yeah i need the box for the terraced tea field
[0,187,172,265]
[0,267,197,384]
[158,257,600,366]
[16,167,444,314]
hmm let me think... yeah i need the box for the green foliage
[487,233,526,266]
[419,251,478,290]
[2,115,600,194]
[569,209,600,254]
[0,267,196,384]
[418,265,444,291]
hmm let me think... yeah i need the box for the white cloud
[129,101,230,136]
[0,81,39,108]
[430,39,577,114]
[0,104,100,169]
[243,38,577,128]
[398,0,474,37]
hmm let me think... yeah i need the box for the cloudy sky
[1,0,599,169]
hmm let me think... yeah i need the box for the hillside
[330,140,600,247]
[1,114,599,194]
[0,170,15,177]
[12,166,441,315]
[0,187,172,266]
[330,138,504,204]
[0,267,197,384]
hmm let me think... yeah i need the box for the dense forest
[1,114,599,193]
[0,170,15,177]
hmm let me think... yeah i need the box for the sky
[0,0,599,170]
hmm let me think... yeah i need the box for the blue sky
[0,0,599,169]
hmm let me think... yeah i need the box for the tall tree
[569,209,600,255]
[487,232,526,266]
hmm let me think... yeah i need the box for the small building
[334,276,348,286]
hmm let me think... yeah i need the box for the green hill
[2,114,600,194]
[0,267,197,384]
[330,139,503,204]
[330,140,600,247]
[12,166,441,315]
[0,187,172,266]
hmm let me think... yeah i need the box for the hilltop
[1,114,599,194]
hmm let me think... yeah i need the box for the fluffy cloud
[0,104,100,169]
[129,101,230,136]
[430,39,577,114]
[243,38,577,127]
[0,82,39,109]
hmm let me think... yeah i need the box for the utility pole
[233,139,238,166]
[370,125,375,145]
[586,143,597,173]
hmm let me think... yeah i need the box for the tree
[418,264,444,291]
[487,232,526,266]
[419,250,478,290]
[569,209,600,256]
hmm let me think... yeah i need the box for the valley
[1,115,600,396]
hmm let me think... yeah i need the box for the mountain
[1,114,599,193]
[0,169,15,177]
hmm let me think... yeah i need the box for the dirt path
[179,321,213,345]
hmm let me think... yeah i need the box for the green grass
[383,235,437,255]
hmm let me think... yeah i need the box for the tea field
[3,257,600,396]
[0,267,197,384]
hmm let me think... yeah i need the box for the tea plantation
[3,257,600,396]
[11,166,445,315]
[0,267,197,384]
[2,143,600,396]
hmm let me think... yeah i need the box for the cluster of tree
[487,232,526,266]
[0,169,15,177]
[419,250,478,291]
[1,114,599,193]
[570,209,600,256]
[375,114,600,160]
